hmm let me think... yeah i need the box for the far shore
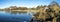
[9,10,40,12]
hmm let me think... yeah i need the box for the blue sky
[0,0,60,9]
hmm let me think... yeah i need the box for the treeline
[1,1,60,11]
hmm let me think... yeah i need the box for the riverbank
[10,10,40,12]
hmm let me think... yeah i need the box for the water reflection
[5,11,27,14]
[0,11,35,22]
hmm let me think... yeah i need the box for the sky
[0,0,60,9]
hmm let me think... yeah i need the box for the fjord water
[0,11,34,22]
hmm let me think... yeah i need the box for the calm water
[0,11,35,22]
